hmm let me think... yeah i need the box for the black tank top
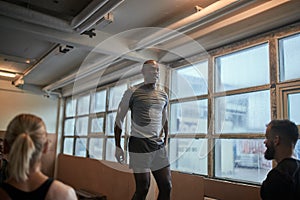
[1,178,54,200]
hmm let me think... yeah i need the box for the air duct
[0,0,124,33]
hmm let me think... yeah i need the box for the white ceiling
[0,0,299,96]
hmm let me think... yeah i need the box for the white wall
[0,80,59,133]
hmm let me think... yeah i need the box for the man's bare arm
[114,124,124,163]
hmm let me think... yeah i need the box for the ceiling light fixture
[1,53,36,64]
[0,70,16,78]
[132,0,255,51]
[195,5,204,12]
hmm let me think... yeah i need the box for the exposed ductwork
[71,0,109,29]
[4,0,293,97]
[132,0,256,51]
[42,0,258,94]
[0,0,124,33]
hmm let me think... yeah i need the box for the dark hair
[142,60,159,73]
[267,119,299,146]
[143,60,157,65]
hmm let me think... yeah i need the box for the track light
[11,76,24,87]
[0,70,16,78]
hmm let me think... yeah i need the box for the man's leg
[152,166,172,200]
[132,170,151,200]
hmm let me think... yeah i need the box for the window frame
[168,60,209,175]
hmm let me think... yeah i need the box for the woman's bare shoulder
[46,180,77,200]
[0,187,11,200]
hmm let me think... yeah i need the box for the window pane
[64,118,75,136]
[90,90,106,113]
[77,95,90,115]
[279,33,300,82]
[215,44,269,92]
[170,61,208,99]
[288,93,300,124]
[91,116,104,133]
[106,112,126,136]
[89,138,104,160]
[127,110,132,135]
[105,138,118,162]
[215,139,271,183]
[65,98,76,117]
[109,84,127,111]
[106,112,116,135]
[170,100,207,134]
[170,138,207,175]
[215,90,270,133]
[295,140,300,159]
[75,138,87,157]
[75,117,89,136]
[63,138,73,155]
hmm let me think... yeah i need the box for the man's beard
[264,144,275,160]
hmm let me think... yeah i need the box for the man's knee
[157,179,172,200]
[136,179,150,194]
[135,183,150,197]
[162,179,172,193]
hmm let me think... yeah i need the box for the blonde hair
[5,114,47,182]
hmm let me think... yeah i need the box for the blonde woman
[0,114,77,200]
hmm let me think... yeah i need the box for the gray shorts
[128,136,170,172]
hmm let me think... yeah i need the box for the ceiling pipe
[42,56,123,93]
[188,0,291,41]
[12,44,60,87]
[75,0,124,33]
[62,63,141,97]
[158,0,290,52]
[131,0,256,51]
[71,0,109,28]
[41,45,160,93]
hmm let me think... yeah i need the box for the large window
[278,32,300,160]
[212,43,272,183]
[61,25,300,185]
[62,94,90,157]
[169,61,208,175]
[62,81,135,162]
[63,89,108,159]
[279,33,300,82]
[168,45,273,181]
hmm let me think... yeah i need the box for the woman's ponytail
[8,133,36,182]
[5,114,47,182]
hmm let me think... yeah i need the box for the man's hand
[164,137,168,146]
[115,146,125,164]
